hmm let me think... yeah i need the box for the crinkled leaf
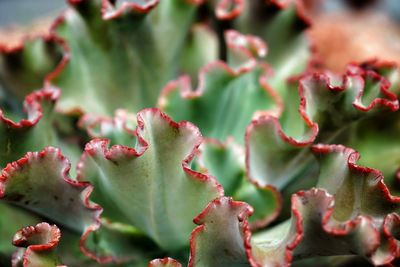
[0,38,63,100]
[159,30,280,143]
[0,88,58,168]
[50,0,201,115]
[161,144,400,266]
[149,258,182,267]
[79,109,137,148]
[179,24,218,83]
[196,139,280,228]
[234,1,311,95]
[0,147,102,261]
[82,218,160,264]
[246,64,399,190]
[0,203,41,256]
[12,223,64,267]
[188,197,253,267]
[77,108,223,251]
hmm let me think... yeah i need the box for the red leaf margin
[195,137,282,230]
[76,108,225,262]
[158,29,284,120]
[148,257,183,267]
[12,222,66,267]
[0,87,60,129]
[0,147,104,263]
[155,143,400,266]
[0,0,204,116]
[245,63,399,187]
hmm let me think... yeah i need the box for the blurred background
[0,0,66,26]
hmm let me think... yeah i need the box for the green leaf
[0,38,63,100]
[12,223,64,267]
[149,258,182,267]
[188,197,253,267]
[196,139,281,228]
[0,203,41,256]
[77,108,223,250]
[50,0,201,115]
[159,30,281,143]
[234,1,311,96]
[246,64,399,190]
[0,88,58,168]
[0,147,102,262]
[162,144,400,266]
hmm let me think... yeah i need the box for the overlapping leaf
[0,147,102,264]
[77,108,223,252]
[195,139,280,228]
[233,0,312,96]
[246,64,399,192]
[0,37,63,100]
[159,30,281,143]
[158,144,400,266]
[46,0,203,115]
[0,88,59,167]
[12,223,64,267]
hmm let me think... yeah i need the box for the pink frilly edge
[78,108,224,194]
[76,108,224,262]
[150,143,400,266]
[158,29,283,118]
[196,137,282,230]
[148,257,183,267]
[189,196,254,267]
[245,63,399,184]
[0,147,104,263]
[0,87,60,129]
[1,0,203,115]
[12,222,66,267]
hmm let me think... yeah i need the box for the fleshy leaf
[344,63,400,193]
[77,108,223,251]
[310,144,400,265]
[12,222,64,267]
[149,258,182,267]
[159,30,281,143]
[79,109,137,148]
[161,144,400,266]
[233,0,311,96]
[246,64,399,190]
[179,24,218,83]
[0,203,41,257]
[250,188,380,266]
[0,88,59,167]
[188,197,253,267]
[0,147,102,262]
[0,36,63,100]
[48,0,202,115]
[196,139,281,228]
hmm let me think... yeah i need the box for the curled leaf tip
[12,223,65,267]
[148,257,183,267]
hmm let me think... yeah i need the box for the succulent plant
[0,0,400,266]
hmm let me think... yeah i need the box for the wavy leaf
[159,144,400,266]
[0,37,63,100]
[149,258,182,267]
[47,0,202,115]
[77,108,223,251]
[159,30,281,143]
[246,64,399,190]
[233,0,311,96]
[195,138,280,228]
[0,88,59,167]
[12,223,64,267]
[0,147,102,263]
